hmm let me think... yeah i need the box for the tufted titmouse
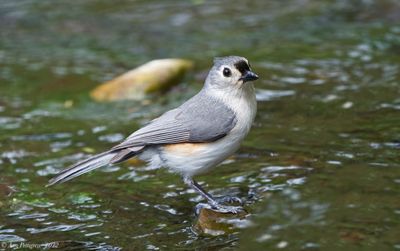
[49,56,259,213]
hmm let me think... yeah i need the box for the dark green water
[1,0,399,250]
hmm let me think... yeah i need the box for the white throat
[206,83,256,114]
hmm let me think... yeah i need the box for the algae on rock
[91,58,193,102]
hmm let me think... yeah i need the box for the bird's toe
[215,195,243,205]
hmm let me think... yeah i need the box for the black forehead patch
[234,60,250,74]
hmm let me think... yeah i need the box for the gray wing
[111,92,237,151]
[48,93,237,185]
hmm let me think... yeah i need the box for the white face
[217,64,244,86]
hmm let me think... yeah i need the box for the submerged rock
[194,207,249,236]
[90,59,193,102]
[0,183,15,198]
[0,184,15,208]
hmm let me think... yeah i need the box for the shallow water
[1,0,400,250]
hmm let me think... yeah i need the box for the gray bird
[48,56,258,213]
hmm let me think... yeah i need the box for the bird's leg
[183,177,244,214]
[183,177,218,204]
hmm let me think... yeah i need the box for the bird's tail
[47,151,117,186]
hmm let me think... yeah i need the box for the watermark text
[1,241,59,249]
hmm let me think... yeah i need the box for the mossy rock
[193,207,248,236]
[90,58,193,102]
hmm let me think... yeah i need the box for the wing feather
[112,93,237,151]
[48,92,237,186]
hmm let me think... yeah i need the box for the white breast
[151,84,257,177]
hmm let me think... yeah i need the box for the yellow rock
[90,59,193,102]
[82,147,95,153]
[64,99,74,108]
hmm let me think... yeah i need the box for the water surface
[1,0,399,250]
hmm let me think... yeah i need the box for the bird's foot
[195,202,245,215]
[215,195,243,205]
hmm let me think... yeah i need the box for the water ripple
[18,213,49,220]
[0,234,25,242]
[27,224,84,234]
[12,133,72,142]
[0,116,22,129]
[256,89,295,101]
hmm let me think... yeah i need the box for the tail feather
[47,151,117,186]
[110,146,144,164]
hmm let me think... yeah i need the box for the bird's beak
[240,70,259,83]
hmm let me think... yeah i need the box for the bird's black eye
[223,68,231,77]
